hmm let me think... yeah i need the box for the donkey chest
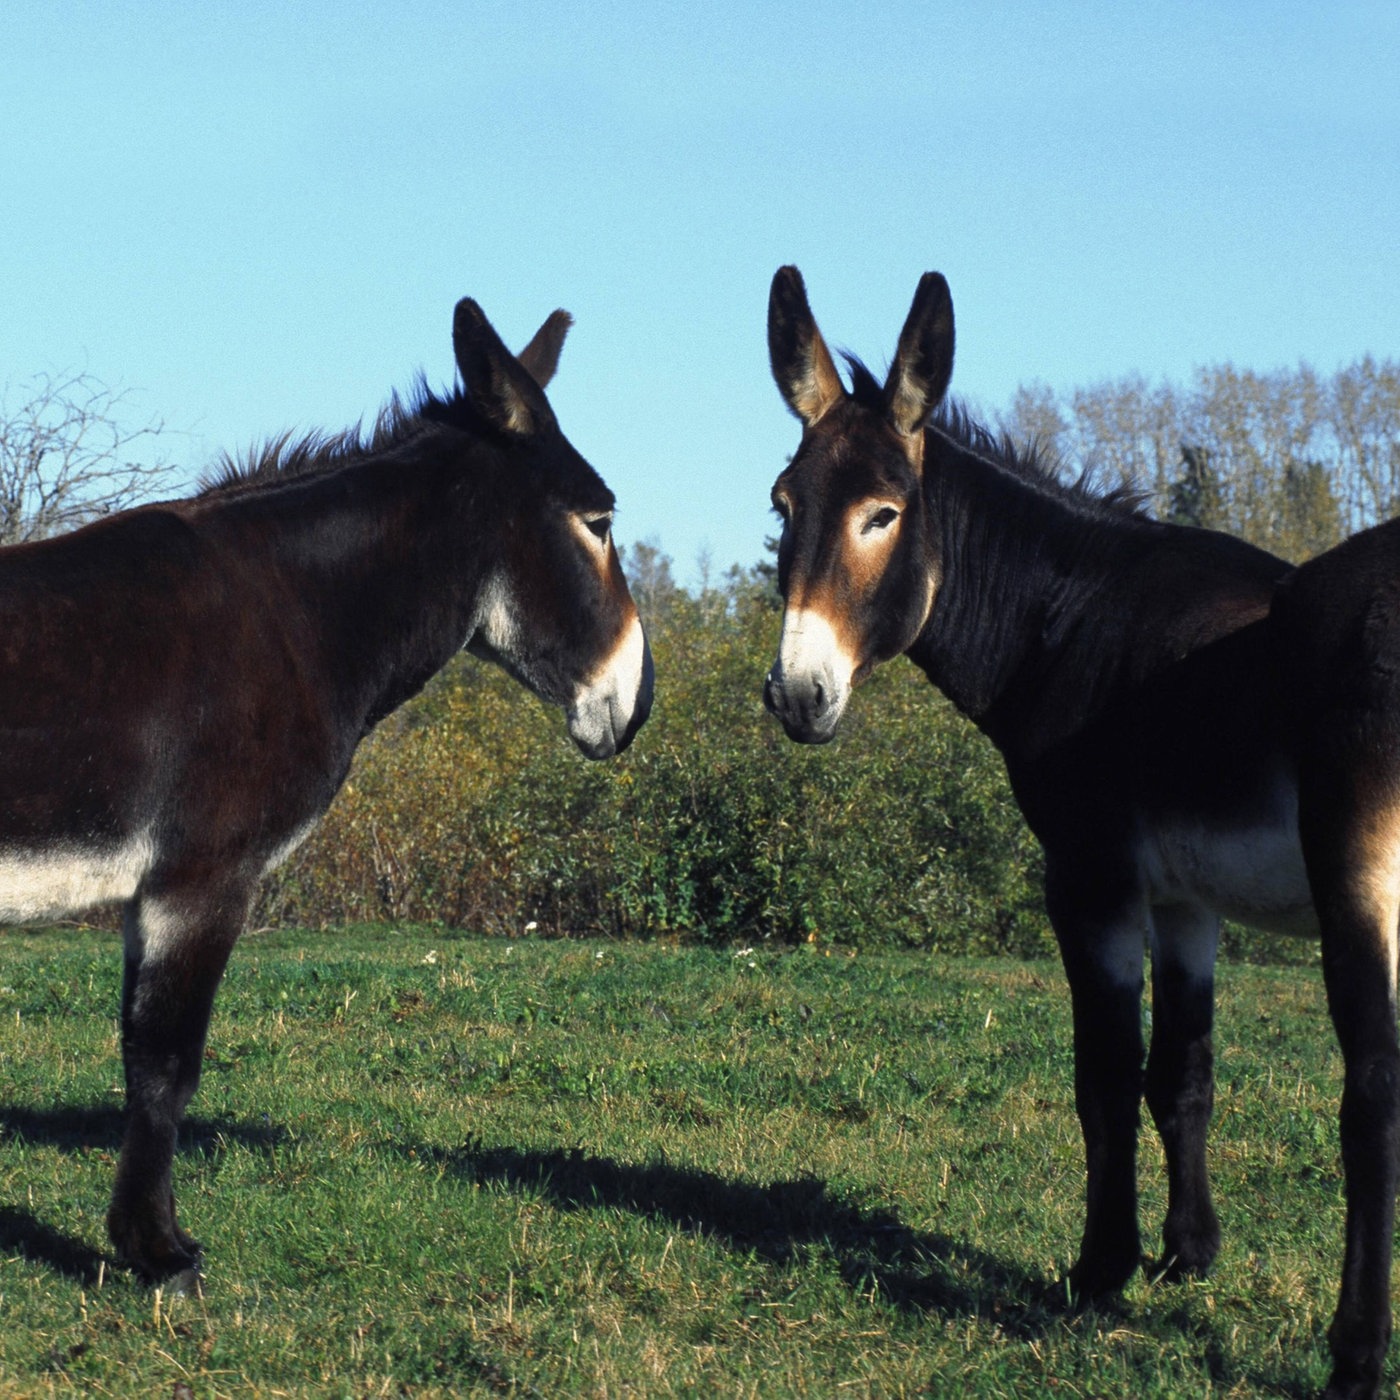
[1137,790,1317,937]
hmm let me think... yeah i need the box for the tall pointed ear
[452,298,558,436]
[516,309,573,389]
[768,265,846,427]
[884,272,955,438]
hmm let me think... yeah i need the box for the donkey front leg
[1048,871,1148,1297]
[107,884,250,1284]
[1145,902,1222,1280]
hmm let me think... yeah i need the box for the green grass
[0,925,1372,1397]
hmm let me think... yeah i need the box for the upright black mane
[198,379,492,498]
[838,350,1148,522]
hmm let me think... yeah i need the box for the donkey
[0,296,652,1287]
[763,264,1400,1399]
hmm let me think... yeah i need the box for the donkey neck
[200,442,494,735]
[906,432,1283,759]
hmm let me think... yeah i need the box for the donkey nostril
[812,681,826,713]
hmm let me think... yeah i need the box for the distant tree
[0,369,175,545]
[1004,357,1399,559]
[1167,444,1227,530]
[1274,458,1344,561]
[620,538,679,622]
[1328,354,1400,530]
[1069,374,1183,500]
[997,381,1070,464]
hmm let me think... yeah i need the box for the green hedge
[259,577,1049,955]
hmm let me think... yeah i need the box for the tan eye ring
[582,511,613,542]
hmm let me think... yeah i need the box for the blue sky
[3,2,1396,580]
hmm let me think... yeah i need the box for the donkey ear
[884,272,955,438]
[452,298,559,436]
[768,265,846,427]
[516,309,573,389]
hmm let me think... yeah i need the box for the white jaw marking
[569,610,649,755]
[0,836,155,925]
[470,574,519,654]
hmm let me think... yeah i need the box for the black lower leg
[107,897,241,1282]
[1067,977,1145,1295]
[1145,962,1220,1279]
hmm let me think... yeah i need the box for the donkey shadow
[405,1138,1083,1339]
[408,1141,1329,1394]
[0,1104,285,1284]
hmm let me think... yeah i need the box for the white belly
[1141,790,1318,938]
[0,836,154,923]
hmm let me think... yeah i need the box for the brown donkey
[0,297,652,1287]
[764,264,1399,1400]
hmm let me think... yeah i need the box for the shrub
[259,569,1048,953]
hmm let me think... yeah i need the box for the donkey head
[453,299,653,759]
[763,266,954,743]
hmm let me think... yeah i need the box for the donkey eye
[582,512,613,542]
[866,506,900,532]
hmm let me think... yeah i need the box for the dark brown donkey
[763,264,1400,1400]
[0,297,653,1287]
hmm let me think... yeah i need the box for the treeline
[1001,355,1400,562]
[260,357,1400,958]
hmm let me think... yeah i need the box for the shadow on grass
[0,1207,108,1286]
[409,1138,1090,1338]
[0,1104,287,1283]
[0,1104,287,1155]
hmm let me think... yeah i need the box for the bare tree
[1005,357,1400,562]
[621,537,679,622]
[0,369,176,545]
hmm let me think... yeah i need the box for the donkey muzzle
[567,619,654,759]
[763,661,842,744]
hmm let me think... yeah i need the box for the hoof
[162,1263,205,1298]
[108,1212,204,1286]
[1067,1251,1140,1302]
[1322,1370,1381,1400]
[1158,1213,1220,1283]
[1152,1228,1218,1284]
[124,1244,204,1289]
[1323,1341,1384,1400]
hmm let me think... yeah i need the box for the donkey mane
[839,351,1149,523]
[198,379,490,498]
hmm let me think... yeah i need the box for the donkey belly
[0,834,155,923]
[1142,789,1318,938]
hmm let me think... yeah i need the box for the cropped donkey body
[0,297,652,1284]
[764,266,1400,1400]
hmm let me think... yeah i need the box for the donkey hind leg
[1301,783,1400,1400]
[106,884,250,1285]
[1144,902,1222,1281]
[1048,873,1148,1298]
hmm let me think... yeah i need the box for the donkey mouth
[763,671,842,744]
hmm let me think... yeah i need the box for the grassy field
[0,924,1375,1397]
